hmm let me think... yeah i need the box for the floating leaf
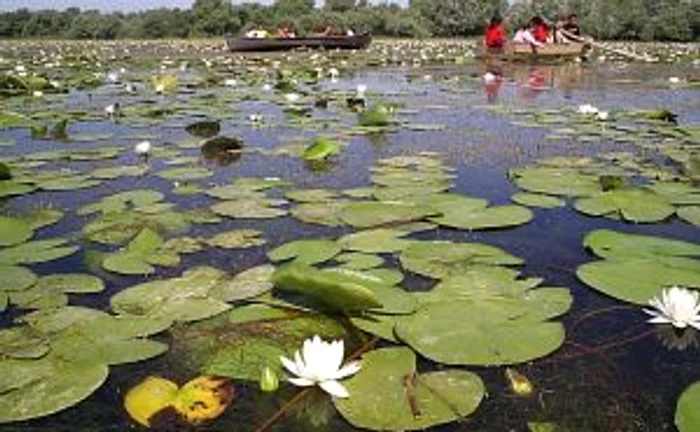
[185,120,220,138]
[400,241,523,280]
[124,375,234,427]
[205,229,265,249]
[0,239,77,265]
[211,265,275,302]
[395,290,570,366]
[334,347,484,431]
[0,355,109,423]
[157,166,212,181]
[431,204,533,230]
[0,181,35,198]
[32,273,104,294]
[211,199,287,219]
[574,188,674,223]
[268,239,341,265]
[339,201,438,228]
[678,206,700,226]
[510,167,601,197]
[676,381,700,432]
[0,216,33,247]
[511,192,565,209]
[302,137,341,161]
[272,264,383,313]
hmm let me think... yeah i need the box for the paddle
[559,29,651,61]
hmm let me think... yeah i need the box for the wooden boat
[477,42,591,61]
[225,33,372,53]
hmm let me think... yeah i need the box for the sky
[0,0,409,12]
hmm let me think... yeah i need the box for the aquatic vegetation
[0,38,697,430]
[124,375,234,427]
[644,286,700,330]
[280,335,361,398]
[676,382,700,432]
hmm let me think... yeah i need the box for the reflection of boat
[225,33,372,52]
[477,43,590,61]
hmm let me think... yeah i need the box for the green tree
[326,0,357,13]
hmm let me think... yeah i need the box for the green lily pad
[676,381,700,432]
[0,181,36,198]
[211,199,288,219]
[157,167,212,181]
[32,274,104,294]
[0,355,109,423]
[37,175,101,191]
[291,201,348,226]
[400,241,523,280]
[339,228,414,253]
[431,204,533,230]
[91,165,148,179]
[103,253,156,275]
[577,230,700,304]
[228,304,292,324]
[0,111,35,129]
[339,201,438,228]
[574,188,675,223]
[647,182,700,205]
[268,239,341,265]
[111,266,231,323]
[205,229,265,249]
[511,192,566,209]
[510,167,601,197]
[0,239,78,265]
[0,327,49,359]
[678,206,700,226]
[24,209,64,230]
[211,265,276,302]
[335,252,384,270]
[0,265,37,291]
[285,189,339,202]
[396,289,570,365]
[334,347,484,430]
[77,189,164,216]
[0,216,33,247]
[272,264,383,313]
[302,137,342,161]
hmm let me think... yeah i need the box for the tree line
[0,0,698,41]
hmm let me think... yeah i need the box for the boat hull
[225,33,372,52]
[477,43,590,60]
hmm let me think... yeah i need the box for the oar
[559,29,650,61]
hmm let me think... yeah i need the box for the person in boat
[513,23,544,47]
[484,15,507,49]
[530,16,550,44]
[277,25,296,38]
[556,13,582,43]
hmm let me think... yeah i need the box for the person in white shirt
[513,25,543,47]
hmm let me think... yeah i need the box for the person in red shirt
[484,16,507,49]
[530,16,550,44]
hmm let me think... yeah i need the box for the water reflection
[200,136,243,166]
[482,63,590,102]
[655,325,699,352]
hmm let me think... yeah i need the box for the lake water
[0,39,699,432]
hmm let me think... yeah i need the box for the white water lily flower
[668,76,681,84]
[644,286,700,330]
[248,113,263,123]
[155,83,165,94]
[32,90,43,97]
[262,83,272,92]
[284,93,301,103]
[134,140,151,155]
[596,111,609,121]
[356,84,367,98]
[224,78,237,87]
[577,104,599,115]
[280,335,361,398]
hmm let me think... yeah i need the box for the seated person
[484,16,507,49]
[557,13,581,43]
[513,24,544,47]
[530,16,550,44]
[277,26,296,38]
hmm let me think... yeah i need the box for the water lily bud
[260,366,279,392]
[505,368,534,397]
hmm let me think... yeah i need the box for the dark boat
[225,33,372,53]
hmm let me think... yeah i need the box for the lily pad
[302,137,341,161]
[510,167,601,197]
[0,216,33,247]
[211,199,287,219]
[0,265,37,291]
[400,241,523,280]
[205,229,265,249]
[268,239,341,265]
[0,239,78,265]
[0,181,36,198]
[334,347,484,430]
[157,167,212,181]
[577,230,700,304]
[211,265,276,302]
[511,192,565,209]
[339,201,438,228]
[676,381,700,432]
[395,289,570,365]
[574,188,675,223]
[678,207,700,226]
[272,264,383,313]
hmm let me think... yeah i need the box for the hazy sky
[1,0,408,12]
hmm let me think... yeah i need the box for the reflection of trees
[200,136,243,166]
